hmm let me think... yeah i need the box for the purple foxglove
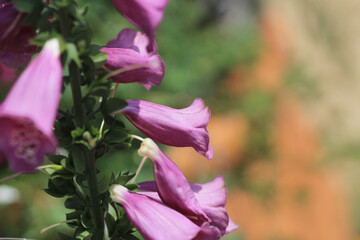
[111,0,169,39]
[109,184,219,240]
[138,138,210,224]
[0,0,38,67]
[0,62,16,85]
[100,28,165,90]
[0,39,62,172]
[138,175,237,236]
[115,98,213,159]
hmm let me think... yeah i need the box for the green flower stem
[69,62,85,127]
[69,62,104,238]
[83,151,104,237]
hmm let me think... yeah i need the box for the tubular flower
[137,139,237,236]
[111,0,169,39]
[0,0,38,67]
[137,141,237,236]
[0,39,62,172]
[101,28,165,90]
[138,138,210,223]
[114,98,213,159]
[110,184,220,240]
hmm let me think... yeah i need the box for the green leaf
[103,115,125,129]
[66,210,82,221]
[112,216,134,236]
[65,197,86,210]
[105,213,116,237]
[51,177,76,195]
[71,147,85,173]
[103,128,129,145]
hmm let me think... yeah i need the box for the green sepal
[125,184,139,192]
[109,171,135,186]
[101,98,128,116]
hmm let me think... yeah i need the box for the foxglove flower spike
[138,138,210,223]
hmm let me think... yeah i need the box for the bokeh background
[1,0,360,239]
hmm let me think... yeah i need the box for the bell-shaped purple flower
[138,138,210,224]
[115,98,213,159]
[0,0,38,67]
[110,184,221,240]
[0,39,62,172]
[101,28,165,90]
[138,144,237,235]
[111,0,169,39]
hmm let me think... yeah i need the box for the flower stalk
[69,61,104,237]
